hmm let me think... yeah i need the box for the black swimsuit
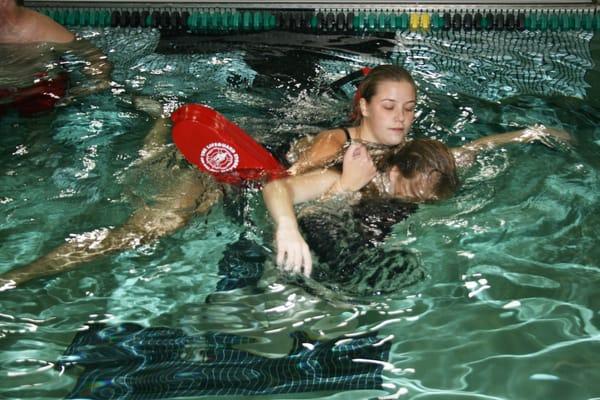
[341,127,352,142]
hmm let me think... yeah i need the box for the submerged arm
[451,125,573,167]
[59,38,113,102]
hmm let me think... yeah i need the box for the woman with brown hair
[264,138,460,276]
[264,123,572,276]
[288,64,417,175]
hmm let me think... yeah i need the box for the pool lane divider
[38,7,600,33]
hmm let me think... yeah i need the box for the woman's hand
[275,218,312,276]
[263,169,341,277]
[338,143,377,192]
[521,124,574,149]
[453,124,575,168]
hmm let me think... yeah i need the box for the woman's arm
[452,125,573,167]
[264,143,376,275]
[14,8,75,44]
[263,169,340,276]
[57,38,113,104]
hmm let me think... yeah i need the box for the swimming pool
[1,25,599,399]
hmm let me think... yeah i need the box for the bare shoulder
[307,128,350,158]
[314,127,348,143]
[288,127,350,174]
[22,9,75,44]
[310,127,350,152]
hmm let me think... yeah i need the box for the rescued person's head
[384,139,459,202]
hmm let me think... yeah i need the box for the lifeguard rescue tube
[171,104,287,185]
[0,72,69,116]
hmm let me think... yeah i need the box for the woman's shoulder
[314,127,352,144]
[287,127,353,174]
[308,127,353,162]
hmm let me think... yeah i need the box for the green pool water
[0,27,599,399]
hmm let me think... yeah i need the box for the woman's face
[359,80,416,146]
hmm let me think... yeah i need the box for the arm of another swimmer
[263,169,339,276]
[29,10,75,43]
[61,39,113,101]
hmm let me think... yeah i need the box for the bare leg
[1,170,221,288]
[133,96,171,160]
[0,97,223,288]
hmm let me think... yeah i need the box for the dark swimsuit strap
[341,127,352,142]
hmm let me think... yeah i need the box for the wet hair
[350,64,417,125]
[385,139,459,201]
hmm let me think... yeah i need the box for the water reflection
[1,26,600,400]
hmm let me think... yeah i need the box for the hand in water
[523,124,574,150]
[132,95,165,118]
[56,80,112,108]
[275,218,312,277]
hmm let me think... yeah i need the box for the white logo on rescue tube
[200,142,240,173]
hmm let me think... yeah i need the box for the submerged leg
[1,170,221,288]
[130,96,173,164]
[1,97,223,288]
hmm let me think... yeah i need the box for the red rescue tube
[0,72,69,116]
[171,104,288,185]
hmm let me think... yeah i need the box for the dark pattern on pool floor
[58,323,389,399]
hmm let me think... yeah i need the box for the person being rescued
[0,0,112,116]
[264,139,458,278]
[0,64,572,288]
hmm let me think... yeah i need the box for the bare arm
[288,129,346,175]
[263,168,340,276]
[0,8,74,44]
[264,143,376,275]
[58,38,113,102]
[135,96,172,156]
[73,38,112,80]
[451,125,573,167]
[30,13,75,43]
